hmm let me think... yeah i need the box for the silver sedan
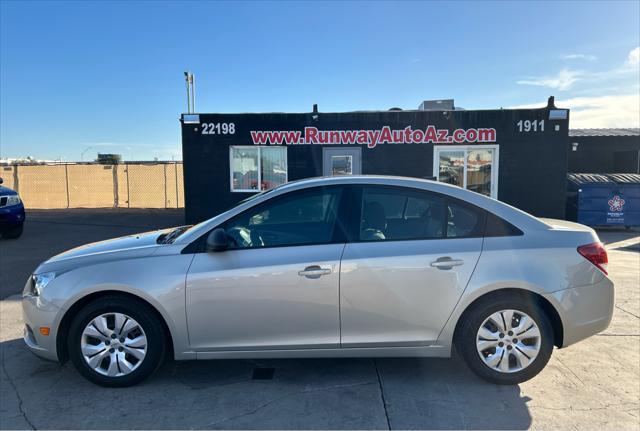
[22,176,614,386]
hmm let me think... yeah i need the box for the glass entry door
[433,146,499,198]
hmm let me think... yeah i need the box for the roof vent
[419,99,454,111]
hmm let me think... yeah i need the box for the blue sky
[1,1,639,161]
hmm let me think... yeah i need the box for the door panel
[340,238,482,347]
[186,244,344,350]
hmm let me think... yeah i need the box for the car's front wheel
[68,296,166,387]
[2,224,23,239]
[456,295,554,385]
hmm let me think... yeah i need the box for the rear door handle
[430,257,464,270]
[298,265,332,279]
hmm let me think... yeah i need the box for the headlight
[5,195,21,206]
[26,272,56,296]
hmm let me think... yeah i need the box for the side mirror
[206,228,228,252]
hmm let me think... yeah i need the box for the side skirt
[194,345,450,360]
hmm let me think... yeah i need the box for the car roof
[176,175,548,244]
[277,175,437,189]
[274,175,478,198]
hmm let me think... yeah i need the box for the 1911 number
[516,119,544,132]
[201,122,235,135]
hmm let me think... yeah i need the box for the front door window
[222,186,343,249]
[434,146,498,199]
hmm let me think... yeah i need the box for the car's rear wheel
[456,295,554,385]
[68,296,165,387]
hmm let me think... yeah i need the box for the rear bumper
[545,276,614,348]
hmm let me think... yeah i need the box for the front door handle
[430,257,464,270]
[298,265,332,279]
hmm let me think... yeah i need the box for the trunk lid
[538,218,595,232]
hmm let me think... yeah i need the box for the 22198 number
[201,122,235,135]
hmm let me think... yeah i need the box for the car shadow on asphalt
[1,337,533,430]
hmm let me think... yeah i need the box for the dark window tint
[484,212,523,237]
[359,188,445,241]
[223,187,342,248]
[446,201,484,238]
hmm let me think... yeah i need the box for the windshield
[156,225,193,244]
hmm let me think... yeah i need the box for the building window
[433,145,499,199]
[230,146,287,192]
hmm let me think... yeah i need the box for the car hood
[0,185,18,196]
[35,228,173,274]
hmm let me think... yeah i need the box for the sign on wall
[249,126,497,148]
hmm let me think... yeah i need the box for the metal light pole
[184,71,195,113]
[184,71,191,113]
[191,73,196,113]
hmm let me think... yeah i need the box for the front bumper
[545,275,614,348]
[0,204,25,227]
[22,293,61,361]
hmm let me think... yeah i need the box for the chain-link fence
[0,163,184,209]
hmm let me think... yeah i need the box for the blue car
[0,177,25,238]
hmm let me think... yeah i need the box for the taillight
[577,242,608,275]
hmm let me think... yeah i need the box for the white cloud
[517,69,581,91]
[628,46,640,66]
[517,47,640,91]
[561,53,597,61]
[509,94,640,128]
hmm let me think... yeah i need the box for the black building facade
[181,99,570,224]
[568,129,640,174]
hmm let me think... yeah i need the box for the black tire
[2,224,23,239]
[456,294,554,385]
[67,295,166,387]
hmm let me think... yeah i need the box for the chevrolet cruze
[22,176,614,387]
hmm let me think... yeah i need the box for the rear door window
[358,187,446,241]
[446,200,485,238]
[484,212,524,237]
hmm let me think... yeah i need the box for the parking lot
[1,210,638,430]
